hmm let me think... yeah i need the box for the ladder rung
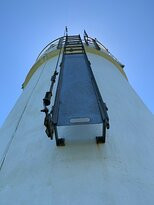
[66,41,81,44]
[67,35,80,38]
[67,36,79,38]
[66,40,81,43]
[65,48,84,52]
[64,51,84,55]
[65,44,82,47]
[65,48,83,51]
[66,38,80,41]
[64,48,83,51]
[66,41,82,44]
[65,45,83,48]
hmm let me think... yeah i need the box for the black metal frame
[80,35,109,143]
[51,35,109,146]
[42,32,110,146]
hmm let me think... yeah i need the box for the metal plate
[55,54,102,126]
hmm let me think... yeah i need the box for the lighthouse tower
[0,31,154,205]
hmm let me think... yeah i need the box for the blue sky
[0,0,154,126]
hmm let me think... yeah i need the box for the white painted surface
[0,50,154,205]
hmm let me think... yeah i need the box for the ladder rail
[78,35,109,126]
[53,35,84,124]
[52,36,68,124]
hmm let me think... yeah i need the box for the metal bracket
[43,113,54,140]
[42,111,65,146]
[96,121,108,144]
[54,126,65,146]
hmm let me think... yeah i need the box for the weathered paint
[0,49,154,205]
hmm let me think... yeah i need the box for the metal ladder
[64,35,85,54]
[42,34,109,146]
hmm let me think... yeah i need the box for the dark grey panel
[56,54,102,126]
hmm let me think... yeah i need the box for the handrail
[36,36,64,61]
[83,36,124,68]
[36,35,124,68]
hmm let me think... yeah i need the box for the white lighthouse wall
[0,57,58,165]
[0,52,154,205]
